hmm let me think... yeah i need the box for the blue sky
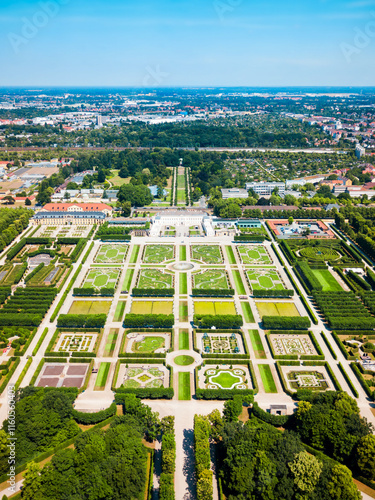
[1,0,375,86]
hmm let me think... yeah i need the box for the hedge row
[123,314,174,328]
[347,270,371,291]
[350,363,375,400]
[263,316,311,330]
[57,314,107,328]
[73,287,115,297]
[192,288,235,297]
[72,402,117,424]
[338,362,359,398]
[320,332,337,360]
[252,402,290,427]
[253,289,294,298]
[296,261,322,291]
[194,415,213,500]
[132,288,175,297]
[24,263,44,282]
[159,419,176,500]
[193,314,243,329]
[114,387,174,400]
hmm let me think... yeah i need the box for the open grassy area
[69,300,111,315]
[137,269,173,289]
[179,273,188,294]
[103,329,118,357]
[311,269,343,292]
[225,246,236,264]
[94,244,128,264]
[241,302,255,323]
[122,269,134,292]
[179,330,190,349]
[256,302,300,318]
[113,301,126,322]
[178,372,191,400]
[194,301,236,316]
[130,300,173,315]
[133,336,165,353]
[94,362,111,390]
[258,364,278,393]
[179,301,188,322]
[232,270,246,295]
[180,245,187,261]
[129,245,140,264]
[174,355,194,366]
[249,330,266,359]
[193,270,229,290]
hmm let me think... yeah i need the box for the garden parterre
[237,245,272,265]
[143,244,174,263]
[191,244,223,264]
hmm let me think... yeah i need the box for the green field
[137,269,173,289]
[143,245,174,263]
[103,330,118,357]
[232,270,246,294]
[180,245,187,261]
[132,336,165,353]
[175,355,194,366]
[226,246,236,264]
[179,301,188,322]
[178,372,191,400]
[94,362,111,390]
[256,302,300,318]
[179,330,190,349]
[241,302,255,323]
[113,301,126,322]
[179,273,188,294]
[122,269,134,292]
[82,268,120,291]
[130,300,173,314]
[238,245,271,265]
[191,245,223,264]
[193,270,229,290]
[246,268,284,291]
[311,269,343,292]
[249,330,266,359]
[258,364,277,393]
[69,300,111,315]
[194,301,236,316]
[129,245,140,264]
[94,244,128,263]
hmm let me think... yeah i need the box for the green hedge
[192,288,235,297]
[132,288,175,297]
[253,289,294,298]
[263,316,311,330]
[193,314,243,329]
[252,402,290,427]
[338,362,359,398]
[194,415,213,500]
[350,363,374,400]
[320,332,337,360]
[57,314,107,328]
[114,387,174,400]
[72,403,117,424]
[123,314,175,328]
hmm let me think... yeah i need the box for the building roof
[242,205,299,212]
[41,203,112,212]
[34,211,106,219]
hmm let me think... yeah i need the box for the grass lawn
[194,270,229,290]
[94,362,111,390]
[143,245,174,263]
[212,371,242,389]
[174,355,194,366]
[232,270,246,295]
[133,336,165,353]
[179,273,188,294]
[179,330,190,349]
[179,301,188,322]
[226,246,236,264]
[122,269,134,292]
[180,245,187,261]
[256,302,300,318]
[178,372,191,400]
[194,301,236,316]
[113,301,126,322]
[129,245,140,264]
[241,302,255,323]
[177,189,185,203]
[103,330,118,357]
[69,300,111,315]
[130,300,173,315]
[311,269,343,292]
[258,364,277,393]
[249,330,266,359]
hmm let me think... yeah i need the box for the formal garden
[55,332,98,353]
[81,268,120,292]
[237,245,272,265]
[136,269,174,289]
[286,369,330,391]
[123,331,171,354]
[191,244,223,264]
[116,364,169,389]
[192,269,230,290]
[198,332,244,354]
[269,333,316,357]
[36,363,89,388]
[198,365,251,390]
[94,243,129,263]
[246,268,285,291]
[142,244,175,263]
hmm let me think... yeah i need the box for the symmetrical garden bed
[237,245,272,265]
[94,243,128,263]
[191,245,223,264]
[142,245,175,263]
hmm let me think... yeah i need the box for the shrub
[263,316,311,330]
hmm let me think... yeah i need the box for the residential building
[356,144,366,159]
[221,188,249,199]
